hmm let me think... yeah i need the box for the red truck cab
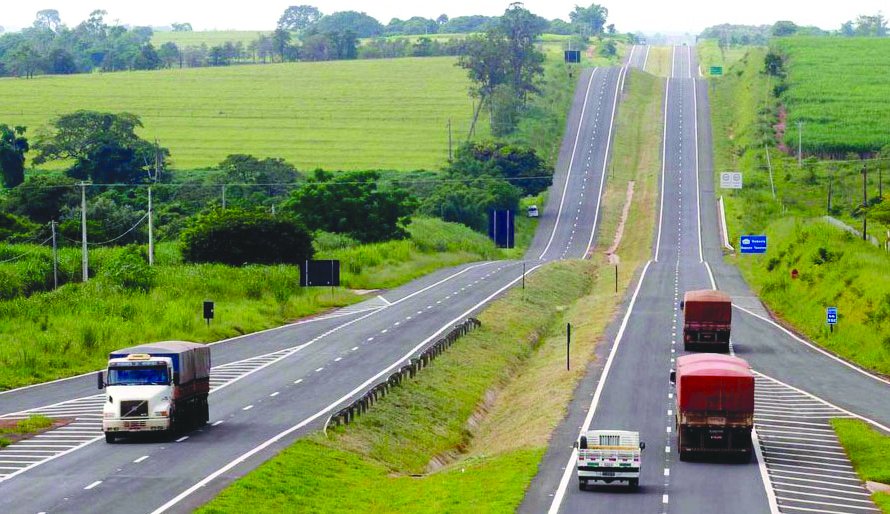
[682,290,732,352]
[672,354,754,461]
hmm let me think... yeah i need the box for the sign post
[740,235,767,254]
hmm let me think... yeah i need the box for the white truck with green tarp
[575,430,645,490]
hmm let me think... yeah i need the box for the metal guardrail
[326,317,482,429]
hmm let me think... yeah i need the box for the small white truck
[575,430,645,490]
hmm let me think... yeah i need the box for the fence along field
[0,57,487,171]
[776,37,890,156]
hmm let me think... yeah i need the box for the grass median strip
[832,419,890,512]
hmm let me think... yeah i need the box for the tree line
[700,13,888,47]
[0,3,619,76]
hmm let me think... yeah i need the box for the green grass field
[775,37,890,155]
[0,57,487,171]
[833,419,890,512]
[0,217,503,390]
[151,31,269,47]
[697,39,756,76]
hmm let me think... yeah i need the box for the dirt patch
[0,417,73,446]
[602,181,635,264]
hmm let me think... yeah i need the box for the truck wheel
[201,397,209,426]
[579,436,588,450]
[104,433,116,444]
[578,481,586,491]
[629,478,639,488]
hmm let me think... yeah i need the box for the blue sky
[2,1,886,34]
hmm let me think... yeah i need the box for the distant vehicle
[671,354,754,461]
[527,205,539,218]
[575,430,645,490]
[99,341,211,443]
[681,290,732,352]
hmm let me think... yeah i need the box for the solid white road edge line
[547,260,653,514]
[704,261,717,290]
[735,305,890,387]
[693,63,704,263]
[752,427,781,514]
[643,45,650,71]
[584,65,628,256]
[654,74,671,261]
[627,44,636,65]
[539,68,598,260]
[150,263,545,514]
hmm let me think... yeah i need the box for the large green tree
[278,5,322,31]
[32,111,168,184]
[284,170,416,243]
[569,4,609,35]
[314,11,384,38]
[0,124,28,188]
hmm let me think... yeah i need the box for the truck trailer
[575,430,645,490]
[682,290,732,352]
[672,354,754,461]
[99,341,211,443]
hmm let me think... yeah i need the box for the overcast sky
[1,1,886,34]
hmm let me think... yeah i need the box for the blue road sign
[740,235,767,254]
[827,307,838,325]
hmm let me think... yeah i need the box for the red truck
[682,290,732,352]
[671,354,754,461]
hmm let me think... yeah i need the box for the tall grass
[0,217,502,389]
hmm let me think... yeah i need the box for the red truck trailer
[672,354,754,461]
[682,290,732,352]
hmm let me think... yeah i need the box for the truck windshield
[107,366,169,386]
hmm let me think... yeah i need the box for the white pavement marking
[134,456,149,463]
[547,261,653,514]
[175,436,189,443]
[269,392,280,397]
[242,405,253,411]
[538,68,598,260]
[654,76,671,261]
[212,421,224,427]
[84,480,102,490]
[150,262,546,514]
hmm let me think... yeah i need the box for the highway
[522,46,886,514]
[0,67,627,513]
[626,44,650,70]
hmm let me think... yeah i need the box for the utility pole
[148,187,154,266]
[80,182,89,282]
[862,165,868,241]
[222,184,227,209]
[797,120,803,168]
[50,221,58,290]
[827,175,833,213]
[447,118,453,163]
[764,144,776,199]
[566,323,571,371]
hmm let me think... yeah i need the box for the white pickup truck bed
[576,430,644,490]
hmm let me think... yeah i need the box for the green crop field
[151,30,269,47]
[0,57,487,171]
[775,37,890,155]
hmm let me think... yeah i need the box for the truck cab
[575,430,645,490]
[99,341,210,443]
[101,354,175,440]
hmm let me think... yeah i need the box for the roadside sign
[489,209,515,248]
[710,66,723,76]
[301,259,341,287]
[740,235,767,254]
[720,172,743,189]
[564,50,581,64]
[827,307,838,325]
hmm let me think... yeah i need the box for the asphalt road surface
[0,67,628,514]
[522,46,886,514]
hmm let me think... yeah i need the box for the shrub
[100,245,155,291]
[180,208,314,266]
[0,212,38,243]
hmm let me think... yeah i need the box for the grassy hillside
[709,44,890,375]
[0,218,501,390]
[833,419,890,512]
[0,57,486,171]
[697,39,755,75]
[775,37,890,155]
[152,31,268,47]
